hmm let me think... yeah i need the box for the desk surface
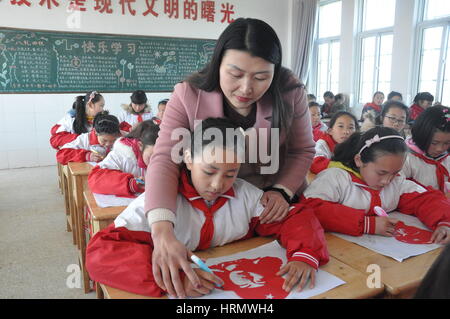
[101,237,384,299]
[84,190,127,221]
[68,162,93,176]
[325,233,442,296]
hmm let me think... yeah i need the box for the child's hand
[183,267,224,298]
[431,226,450,244]
[276,261,316,293]
[87,151,104,162]
[375,217,398,236]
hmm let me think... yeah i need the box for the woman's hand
[374,217,398,236]
[183,267,224,298]
[431,226,450,244]
[151,221,201,298]
[276,261,316,292]
[259,191,289,224]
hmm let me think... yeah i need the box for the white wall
[0,0,292,169]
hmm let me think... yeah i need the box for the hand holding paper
[276,261,316,292]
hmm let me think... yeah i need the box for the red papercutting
[210,257,288,299]
[394,221,433,244]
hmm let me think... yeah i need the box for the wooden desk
[67,162,92,293]
[325,233,443,298]
[100,237,384,299]
[61,165,76,244]
[83,189,127,297]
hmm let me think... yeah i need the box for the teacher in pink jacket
[145,18,316,298]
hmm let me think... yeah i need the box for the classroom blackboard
[0,28,216,93]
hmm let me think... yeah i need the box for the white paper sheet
[185,241,345,299]
[333,212,442,262]
[93,192,135,208]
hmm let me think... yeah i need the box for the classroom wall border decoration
[0,28,216,93]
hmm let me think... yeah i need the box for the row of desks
[58,163,441,299]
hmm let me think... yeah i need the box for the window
[312,0,342,100]
[356,0,396,104]
[416,0,450,105]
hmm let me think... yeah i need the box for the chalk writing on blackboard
[0,29,216,93]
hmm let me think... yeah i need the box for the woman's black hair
[415,243,450,299]
[332,126,407,171]
[126,119,160,147]
[73,91,103,134]
[414,92,434,104]
[411,105,450,152]
[185,18,302,131]
[93,111,120,136]
[379,100,409,125]
[387,91,403,100]
[328,111,360,131]
[190,117,245,160]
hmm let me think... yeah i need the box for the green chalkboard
[0,28,216,93]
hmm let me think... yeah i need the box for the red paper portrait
[394,221,433,244]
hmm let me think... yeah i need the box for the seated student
[360,91,385,121]
[152,98,169,125]
[309,101,328,142]
[329,93,350,117]
[379,100,409,138]
[88,120,160,197]
[56,111,121,165]
[302,127,450,242]
[118,90,153,133]
[415,243,450,299]
[409,92,434,122]
[321,91,335,118]
[401,106,450,194]
[310,111,359,174]
[387,91,403,102]
[307,94,317,103]
[50,91,104,150]
[86,118,329,298]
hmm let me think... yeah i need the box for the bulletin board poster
[0,28,216,93]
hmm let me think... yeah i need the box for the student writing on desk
[86,118,329,298]
[302,127,450,242]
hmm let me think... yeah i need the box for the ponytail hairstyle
[411,105,450,153]
[328,111,360,131]
[126,119,160,148]
[185,18,302,132]
[73,91,103,134]
[332,126,407,171]
[93,111,120,136]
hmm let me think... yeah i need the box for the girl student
[309,101,328,142]
[88,120,160,198]
[153,98,169,124]
[401,106,450,194]
[379,100,409,138]
[409,92,434,122]
[118,90,153,133]
[50,91,105,150]
[86,118,329,298]
[360,91,385,121]
[302,126,450,243]
[56,111,121,165]
[310,111,359,174]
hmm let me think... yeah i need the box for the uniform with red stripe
[88,137,147,197]
[49,113,85,150]
[85,169,329,297]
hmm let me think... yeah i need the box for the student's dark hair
[185,18,302,131]
[373,91,384,100]
[130,90,148,104]
[323,91,334,99]
[158,98,169,105]
[307,94,316,101]
[380,101,409,124]
[411,105,450,152]
[332,126,407,171]
[414,92,434,103]
[126,119,160,147]
[308,101,320,108]
[328,111,360,131]
[93,111,120,136]
[387,91,403,100]
[73,91,103,134]
[414,243,450,299]
[190,117,245,159]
